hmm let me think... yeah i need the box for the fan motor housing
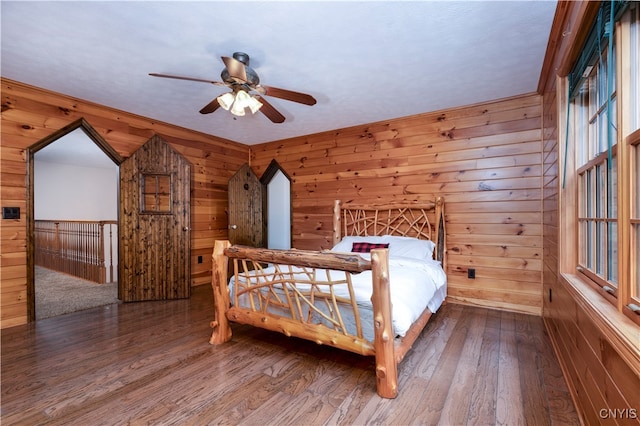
[221,52,260,86]
[233,52,250,65]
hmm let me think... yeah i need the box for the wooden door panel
[228,163,265,247]
[119,135,191,302]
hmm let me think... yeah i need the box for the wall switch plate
[468,268,475,279]
[2,207,20,219]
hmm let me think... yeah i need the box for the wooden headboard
[332,197,446,266]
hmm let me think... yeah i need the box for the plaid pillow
[351,242,390,253]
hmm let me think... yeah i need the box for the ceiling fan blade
[149,73,226,87]
[255,96,285,123]
[199,98,221,114]
[260,85,317,106]
[221,56,247,82]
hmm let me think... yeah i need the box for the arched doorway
[28,119,123,321]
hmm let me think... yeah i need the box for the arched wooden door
[119,135,191,302]
[228,163,265,247]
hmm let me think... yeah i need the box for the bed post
[370,248,398,398]
[210,240,232,345]
[333,200,342,247]
[434,196,446,269]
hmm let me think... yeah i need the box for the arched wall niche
[27,118,123,321]
[260,159,292,250]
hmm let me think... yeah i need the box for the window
[566,1,640,324]
[628,4,640,133]
[141,173,172,213]
[631,131,640,312]
[574,47,618,291]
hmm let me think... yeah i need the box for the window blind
[568,1,629,100]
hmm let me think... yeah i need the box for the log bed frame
[210,197,446,398]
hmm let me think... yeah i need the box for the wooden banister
[35,220,117,283]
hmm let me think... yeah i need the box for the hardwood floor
[1,285,580,425]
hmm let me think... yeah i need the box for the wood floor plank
[534,316,582,425]
[466,308,501,425]
[193,373,282,423]
[3,327,214,419]
[127,355,307,425]
[319,366,379,425]
[496,311,526,425]
[413,303,465,380]
[350,303,465,424]
[439,307,489,425]
[0,285,580,425]
[411,312,471,424]
[516,313,552,426]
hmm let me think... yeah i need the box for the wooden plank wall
[250,94,544,316]
[540,2,640,424]
[0,78,249,328]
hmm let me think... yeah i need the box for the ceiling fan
[149,52,316,123]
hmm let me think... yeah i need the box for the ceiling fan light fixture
[151,51,315,123]
[222,90,262,116]
[217,92,235,110]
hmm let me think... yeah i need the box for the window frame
[140,172,173,215]
[627,129,640,318]
[563,1,640,326]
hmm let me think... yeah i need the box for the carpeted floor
[35,266,119,320]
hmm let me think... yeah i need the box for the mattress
[228,254,447,342]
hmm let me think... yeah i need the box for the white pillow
[331,235,435,261]
[382,235,435,261]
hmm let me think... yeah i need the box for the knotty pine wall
[539,2,640,423]
[250,93,544,316]
[1,78,249,328]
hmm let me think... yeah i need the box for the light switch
[2,207,20,219]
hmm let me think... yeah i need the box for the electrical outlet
[468,268,475,279]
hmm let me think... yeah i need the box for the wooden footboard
[210,241,401,397]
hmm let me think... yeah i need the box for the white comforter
[231,254,447,338]
[335,254,446,336]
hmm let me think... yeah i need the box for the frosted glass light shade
[234,90,251,108]
[247,96,263,114]
[230,101,245,116]
[217,92,235,110]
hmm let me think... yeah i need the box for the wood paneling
[0,78,249,328]
[540,2,640,424]
[251,94,544,315]
[545,276,640,425]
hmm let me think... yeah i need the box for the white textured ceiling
[1,1,557,147]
